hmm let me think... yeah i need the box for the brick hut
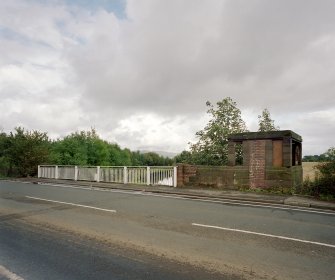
[228,130,303,190]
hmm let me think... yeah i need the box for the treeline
[303,153,334,162]
[0,127,173,177]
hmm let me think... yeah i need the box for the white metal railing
[39,165,56,179]
[38,165,177,187]
[100,166,124,183]
[150,167,175,186]
[127,167,147,185]
[58,166,76,180]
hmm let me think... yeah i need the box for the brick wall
[248,140,266,188]
[177,164,197,187]
[177,164,248,189]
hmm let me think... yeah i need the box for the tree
[86,129,110,166]
[0,130,10,177]
[49,129,113,166]
[106,143,123,166]
[120,148,132,166]
[324,147,335,161]
[50,131,88,165]
[6,127,50,176]
[0,130,7,158]
[174,150,192,164]
[258,108,280,132]
[190,97,248,165]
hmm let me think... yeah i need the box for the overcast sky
[1,0,334,156]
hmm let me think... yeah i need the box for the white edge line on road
[192,223,335,249]
[18,181,335,216]
[25,196,116,213]
[0,265,24,280]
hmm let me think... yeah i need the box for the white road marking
[0,265,24,280]
[25,196,116,213]
[192,223,335,249]
[10,180,335,216]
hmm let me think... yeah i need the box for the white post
[123,167,128,184]
[55,165,59,179]
[173,166,177,187]
[38,165,41,178]
[147,167,150,185]
[96,166,100,182]
[74,166,78,181]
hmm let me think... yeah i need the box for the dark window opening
[292,142,301,166]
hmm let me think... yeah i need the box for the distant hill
[139,150,178,159]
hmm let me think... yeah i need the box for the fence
[38,165,177,187]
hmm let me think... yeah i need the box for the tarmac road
[0,220,230,280]
[0,181,334,279]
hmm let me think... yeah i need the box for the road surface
[0,181,334,279]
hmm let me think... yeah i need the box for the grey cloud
[1,0,335,155]
[67,0,335,116]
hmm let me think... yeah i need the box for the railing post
[147,167,150,185]
[38,165,41,178]
[96,166,100,182]
[55,165,59,179]
[173,166,177,187]
[74,166,78,181]
[123,166,127,184]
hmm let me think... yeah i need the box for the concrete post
[123,167,127,184]
[146,167,150,185]
[55,165,59,179]
[96,166,100,182]
[74,166,78,181]
[173,166,177,187]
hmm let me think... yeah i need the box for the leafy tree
[126,150,172,166]
[258,108,280,132]
[107,143,125,166]
[0,130,7,158]
[174,150,192,164]
[131,151,145,166]
[5,127,50,176]
[324,147,335,161]
[120,148,133,166]
[136,152,173,166]
[50,131,88,165]
[50,129,112,166]
[86,130,110,166]
[0,130,10,176]
[190,97,248,165]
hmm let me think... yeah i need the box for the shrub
[302,161,335,200]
